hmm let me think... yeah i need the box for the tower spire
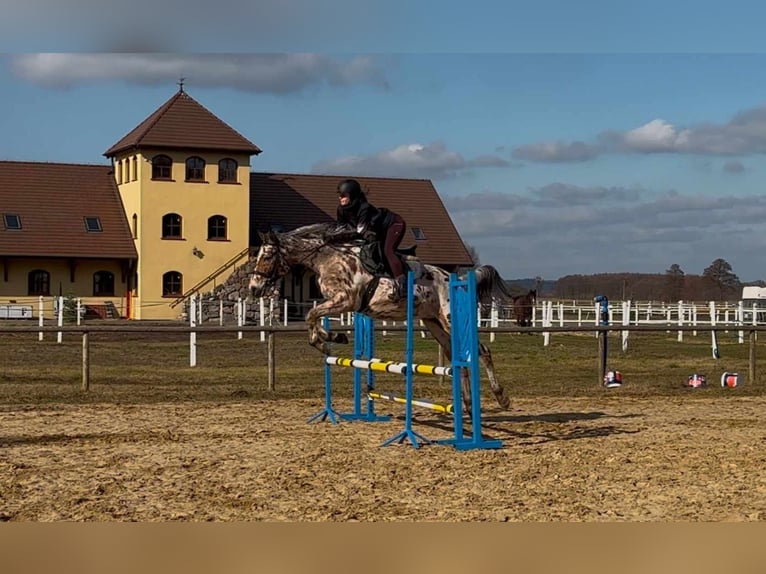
[177,76,186,93]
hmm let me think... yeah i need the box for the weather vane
[177,76,186,92]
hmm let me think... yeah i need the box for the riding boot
[389,274,408,302]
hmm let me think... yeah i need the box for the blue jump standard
[312,269,502,451]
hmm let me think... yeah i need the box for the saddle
[359,240,417,277]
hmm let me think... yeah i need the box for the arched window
[132,156,138,181]
[116,160,122,184]
[218,158,238,183]
[132,213,138,239]
[162,271,183,297]
[28,269,50,296]
[93,271,115,296]
[152,155,172,180]
[207,215,227,240]
[185,156,205,181]
[162,213,182,239]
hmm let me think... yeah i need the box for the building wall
[0,257,129,317]
[115,149,252,319]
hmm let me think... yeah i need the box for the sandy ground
[1,396,765,521]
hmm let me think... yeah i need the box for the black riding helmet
[337,178,363,200]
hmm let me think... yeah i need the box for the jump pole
[368,392,453,414]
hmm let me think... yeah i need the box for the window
[132,156,138,181]
[3,213,21,230]
[207,215,227,240]
[132,213,138,239]
[152,155,172,180]
[162,213,182,239]
[28,270,50,296]
[185,156,206,181]
[93,271,115,296]
[411,227,427,241]
[218,158,238,183]
[84,216,102,232]
[162,271,183,297]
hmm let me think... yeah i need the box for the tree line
[550,259,762,302]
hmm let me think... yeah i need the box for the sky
[4,2,766,283]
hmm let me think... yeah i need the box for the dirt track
[1,396,765,521]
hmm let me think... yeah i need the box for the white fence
[480,299,763,348]
[5,295,763,353]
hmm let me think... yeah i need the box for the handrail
[169,246,251,308]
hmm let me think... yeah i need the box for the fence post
[189,294,197,367]
[38,295,44,341]
[57,296,63,344]
[749,329,756,386]
[268,329,276,391]
[81,331,90,391]
[259,297,266,342]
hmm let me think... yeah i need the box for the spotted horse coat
[249,223,515,410]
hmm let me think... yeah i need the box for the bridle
[252,233,353,295]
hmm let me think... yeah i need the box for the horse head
[248,230,291,298]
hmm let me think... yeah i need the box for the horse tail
[472,265,514,304]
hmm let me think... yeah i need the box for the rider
[336,178,408,301]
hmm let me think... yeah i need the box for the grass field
[0,322,760,405]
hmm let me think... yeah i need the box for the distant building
[1,88,473,319]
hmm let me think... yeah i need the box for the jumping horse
[248,223,515,410]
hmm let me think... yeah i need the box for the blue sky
[5,50,766,282]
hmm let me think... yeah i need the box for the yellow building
[103,87,261,319]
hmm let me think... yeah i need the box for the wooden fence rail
[0,323,761,392]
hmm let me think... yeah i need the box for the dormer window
[84,216,102,232]
[185,156,206,181]
[3,213,21,230]
[411,227,427,241]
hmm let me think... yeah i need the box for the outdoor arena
[2,286,766,521]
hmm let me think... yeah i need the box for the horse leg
[304,295,353,354]
[421,318,473,414]
[478,342,511,410]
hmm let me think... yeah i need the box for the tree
[702,258,741,300]
[664,263,685,301]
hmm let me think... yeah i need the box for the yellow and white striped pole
[325,356,452,377]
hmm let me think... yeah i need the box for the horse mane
[284,222,362,244]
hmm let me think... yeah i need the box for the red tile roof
[249,172,474,268]
[103,90,262,157]
[0,161,138,259]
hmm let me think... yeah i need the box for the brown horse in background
[511,289,537,327]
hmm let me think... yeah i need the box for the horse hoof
[334,333,349,345]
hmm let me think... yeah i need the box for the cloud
[311,141,512,180]
[446,184,766,280]
[533,183,643,206]
[512,140,601,162]
[1,0,386,52]
[723,160,746,173]
[515,103,766,163]
[10,54,388,94]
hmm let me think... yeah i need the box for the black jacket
[337,197,394,237]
